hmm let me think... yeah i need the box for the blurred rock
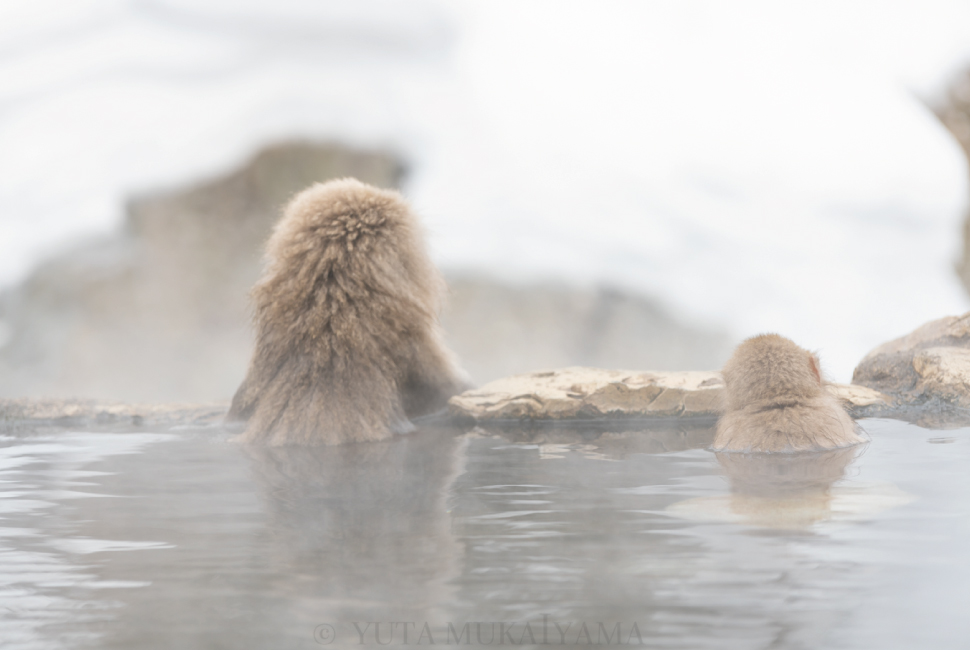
[935,72,970,295]
[0,140,732,402]
[450,366,892,422]
[852,312,970,409]
[0,142,403,401]
[440,276,732,383]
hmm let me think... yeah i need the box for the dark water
[0,419,967,649]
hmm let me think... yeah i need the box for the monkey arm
[226,371,258,422]
[399,329,472,419]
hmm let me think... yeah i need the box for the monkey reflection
[714,334,865,452]
[228,179,469,446]
[715,447,858,499]
[667,446,866,529]
[715,447,860,528]
[243,426,466,626]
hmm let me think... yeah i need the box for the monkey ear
[808,353,822,385]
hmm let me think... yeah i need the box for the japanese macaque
[712,334,865,452]
[227,178,469,445]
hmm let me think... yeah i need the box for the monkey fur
[713,334,865,452]
[227,178,469,445]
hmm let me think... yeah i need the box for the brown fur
[713,334,865,452]
[227,178,469,445]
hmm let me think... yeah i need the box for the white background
[2,0,970,379]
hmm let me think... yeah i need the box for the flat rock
[0,398,227,431]
[852,313,970,412]
[827,383,895,413]
[449,367,724,421]
[0,378,896,433]
[448,367,891,422]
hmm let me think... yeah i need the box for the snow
[2,0,970,380]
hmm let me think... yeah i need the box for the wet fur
[227,178,468,445]
[713,334,864,452]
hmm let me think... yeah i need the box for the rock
[910,347,970,408]
[449,366,893,422]
[440,277,732,383]
[449,367,724,421]
[0,374,896,435]
[0,142,403,402]
[852,313,970,410]
[934,71,970,297]
[0,398,227,432]
[0,139,734,403]
[827,382,895,416]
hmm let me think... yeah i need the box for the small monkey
[227,178,469,445]
[713,334,865,452]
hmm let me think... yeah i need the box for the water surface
[0,418,967,649]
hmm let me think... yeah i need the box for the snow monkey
[712,334,865,452]
[227,178,469,445]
